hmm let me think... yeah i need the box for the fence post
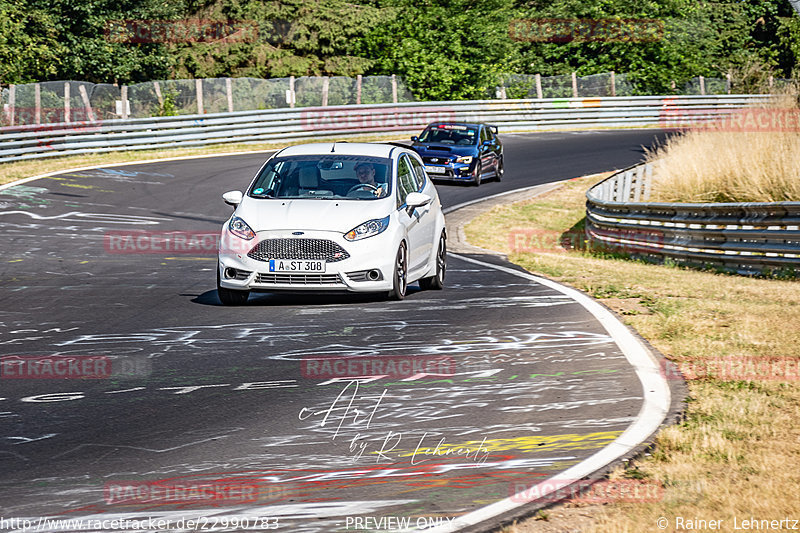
[610,71,616,97]
[322,76,329,107]
[356,74,362,105]
[699,76,705,95]
[769,76,774,92]
[154,81,164,109]
[121,85,129,119]
[8,84,15,126]
[535,74,543,100]
[78,84,96,122]
[726,73,731,94]
[289,76,295,108]
[195,78,204,114]
[226,78,234,113]
[64,82,71,123]
[571,72,578,98]
[35,83,41,125]
[391,74,398,103]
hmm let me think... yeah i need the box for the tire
[495,156,504,181]
[471,161,482,186]
[217,265,250,305]
[388,242,408,301]
[419,231,446,290]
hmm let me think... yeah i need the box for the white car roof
[277,142,409,159]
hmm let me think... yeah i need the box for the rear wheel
[388,243,408,300]
[471,161,482,186]
[217,265,250,305]
[419,231,446,290]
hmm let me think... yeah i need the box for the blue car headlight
[228,216,255,240]
[344,215,390,241]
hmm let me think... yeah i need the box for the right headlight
[228,217,255,240]
[455,156,473,164]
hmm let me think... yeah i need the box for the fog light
[224,267,237,279]
[367,269,381,281]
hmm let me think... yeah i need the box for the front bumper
[423,162,474,181]
[218,229,397,292]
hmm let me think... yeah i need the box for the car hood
[235,197,392,234]
[412,143,478,158]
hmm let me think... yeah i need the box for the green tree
[0,0,64,83]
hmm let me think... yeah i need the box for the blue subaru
[410,122,503,186]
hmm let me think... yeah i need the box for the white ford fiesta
[217,142,447,305]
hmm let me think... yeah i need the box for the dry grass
[0,133,403,187]
[647,90,800,203]
[465,176,800,532]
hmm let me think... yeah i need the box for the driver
[354,163,388,198]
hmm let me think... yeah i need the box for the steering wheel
[347,183,379,195]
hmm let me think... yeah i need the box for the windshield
[419,124,478,145]
[248,155,392,200]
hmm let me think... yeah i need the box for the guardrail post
[621,170,633,201]
[610,71,616,97]
[356,74,362,105]
[391,74,398,103]
[35,83,41,125]
[643,164,653,201]
[121,85,129,119]
[226,78,234,113]
[699,76,705,96]
[535,74,543,100]
[289,76,295,108]
[6,84,14,126]
[196,79,204,114]
[572,72,578,98]
[78,85,96,122]
[64,82,71,123]
[322,76,329,107]
[154,81,164,109]
[633,165,645,202]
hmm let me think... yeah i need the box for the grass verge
[466,175,800,532]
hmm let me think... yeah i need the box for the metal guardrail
[585,162,800,275]
[0,94,771,164]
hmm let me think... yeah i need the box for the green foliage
[1,0,799,101]
[157,90,179,116]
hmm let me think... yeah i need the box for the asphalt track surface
[0,130,671,532]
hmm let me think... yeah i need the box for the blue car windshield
[248,155,392,200]
[419,125,478,145]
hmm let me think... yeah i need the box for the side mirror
[222,190,243,207]
[406,192,432,210]
[411,136,419,142]
[490,125,499,134]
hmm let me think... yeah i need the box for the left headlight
[344,215,390,241]
[228,216,255,240]
[455,155,473,164]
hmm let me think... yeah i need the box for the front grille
[423,157,452,164]
[247,239,350,263]
[255,273,344,285]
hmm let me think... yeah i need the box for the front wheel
[471,161,482,186]
[217,265,250,305]
[495,156,504,181]
[419,231,446,290]
[388,243,408,301]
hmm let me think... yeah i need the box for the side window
[485,126,495,141]
[408,157,427,191]
[396,156,415,208]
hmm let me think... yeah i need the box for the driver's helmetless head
[355,163,376,184]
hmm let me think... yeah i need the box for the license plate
[425,165,446,174]
[269,259,326,273]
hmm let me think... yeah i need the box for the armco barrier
[0,94,771,164]
[585,163,800,275]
